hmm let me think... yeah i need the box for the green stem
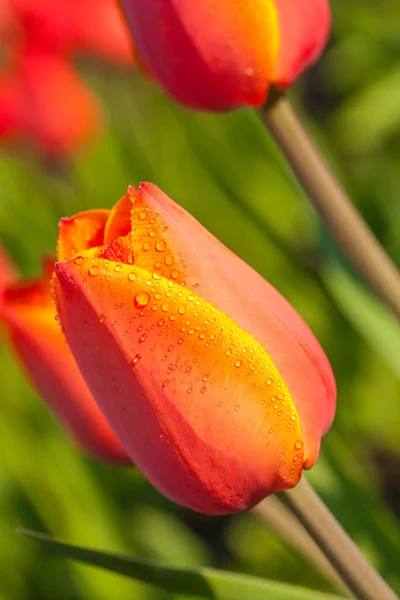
[253,497,350,595]
[276,477,398,600]
[259,96,400,320]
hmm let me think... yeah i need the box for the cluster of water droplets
[53,202,304,468]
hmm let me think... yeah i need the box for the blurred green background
[0,1,400,598]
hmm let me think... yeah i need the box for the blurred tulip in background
[53,183,336,514]
[119,0,330,110]
[0,0,133,156]
[0,253,131,463]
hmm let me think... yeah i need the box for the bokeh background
[0,1,399,598]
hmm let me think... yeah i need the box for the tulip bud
[119,0,330,110]
[1,255,130,463]
[54,184,336,514]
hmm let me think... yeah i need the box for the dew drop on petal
[135,291,150,308]
[155,239,166,252]
[88,265,100,277]
[131,354,141,366]
[74,256,84,265]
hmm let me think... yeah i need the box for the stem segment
[276,478,398,600]
[260,96,400,320]
[253,497,350,595]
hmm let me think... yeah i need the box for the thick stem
[259,96,400,320]
[276,477,398,600]
[253,497,350,595]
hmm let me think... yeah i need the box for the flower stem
[253,497,350,595]
[259,96,400,320]
[276,477,398,600]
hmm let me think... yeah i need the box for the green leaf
[19,529,344,600]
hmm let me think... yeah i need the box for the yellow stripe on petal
[56,256,304,504]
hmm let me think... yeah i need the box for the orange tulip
[1,256,130,463]
[119,0,330,110]
[53,184,336,514]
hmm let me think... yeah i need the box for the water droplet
[143,241,151,251]
[131,354,141,366]
[153,269,163,280]
[139,211,146,220]
[74,256,84,265]
[187,387,193,394]
[199,332,206,340]
[139,334,147,343]
[162,379,170,388]
[201,386,207,394]
[88,265,99,277]
[164,255,174,266]
[99,315,106,323]
[234,405,239,411]
[149,229,156,238]
[295,440,303,451]
[135,291,150,308]
[234,359,242,368]
[266,378,273,386]
[161,303,170,312]
[128,272,136,281]
[171,270,180,280]
[158,318,165,327]
[155,239,166,252]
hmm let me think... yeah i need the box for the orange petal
[128,184,336,468]
[120,0,280,110]
[55,257,303,514]
[272,0,331,88]
[57,209,110,261]
[3,273,130,463]
[103,186,137,244]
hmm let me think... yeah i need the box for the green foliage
[20,529,344,600]
[0,2,399,599]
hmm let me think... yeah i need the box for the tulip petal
[3,273,130,463]
[123,183,336,468]
[57,209,110,261]
[55,257,304,514]
[103,187,136,244]
[120,0,280,110]
[102,187,187,286]
[272,0,331,87]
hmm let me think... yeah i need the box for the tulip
[1,255,130,463]
[54,183,336,514]
[0,52,101,155]
[3,0,132,63]
[119,0,330,110]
